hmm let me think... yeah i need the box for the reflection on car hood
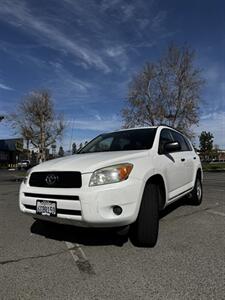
[31,150,149,173]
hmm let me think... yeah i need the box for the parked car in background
[17,160,31,170]
[19,126,203,247]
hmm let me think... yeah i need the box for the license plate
[36,200,57,216]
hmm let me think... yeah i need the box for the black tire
[130,182,159,247]
[189,175,203,206]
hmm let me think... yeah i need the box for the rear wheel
[130,182,159,247]
[189,175,203,206]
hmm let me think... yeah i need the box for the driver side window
[158,129,174,154]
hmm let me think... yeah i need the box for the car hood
[31,150,149,173]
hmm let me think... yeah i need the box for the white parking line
[65,241,95,275]
[65,241,79,262]
[207,210,225,217]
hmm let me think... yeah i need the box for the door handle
[181,158,185,162]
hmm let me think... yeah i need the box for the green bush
[202,163,225,171]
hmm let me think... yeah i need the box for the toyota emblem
[45,174,58,185]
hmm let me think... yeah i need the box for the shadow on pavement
[30,197,191,247]
[31,220,128,247]
[159,196,192,219]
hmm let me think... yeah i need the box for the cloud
[0,82,13,91]
[49,62,92,93]
[120,4,135,20]
[95,114,102,121]
[0,39,93,98]
[106,46,125,58]
[0,40,47,67]
[0,0,111,73]
[0,0,171,76]
[100,0,122,11]
[151,10,167,32]
[204,66,219,82]
[138,18,150,30]
[105,45,129,71]
[67,115,121,132]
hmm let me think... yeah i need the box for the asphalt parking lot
[0,170,224,300]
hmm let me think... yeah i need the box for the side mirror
[164,141,181,153]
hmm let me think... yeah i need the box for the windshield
[79,128,157,154]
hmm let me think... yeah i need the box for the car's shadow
[31,220,129,247]
[31,196,191,247]
[159,196,192,219]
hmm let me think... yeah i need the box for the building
[0,138,23,168]
[218,150,225,161]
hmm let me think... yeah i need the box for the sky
[0,0,224,150]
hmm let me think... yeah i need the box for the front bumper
[19,173,143,228]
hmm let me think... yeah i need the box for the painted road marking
[65,241,79,262]
[65,241,95,275]
[207,210,225,217]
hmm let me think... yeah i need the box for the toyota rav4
[19,126,203,247]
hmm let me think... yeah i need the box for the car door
[170,130,194,186]
[156,129,187,198]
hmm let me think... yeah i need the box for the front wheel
[130,182,159,247]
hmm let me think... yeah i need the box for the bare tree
[122,44,204,138]
[12,90,65,162]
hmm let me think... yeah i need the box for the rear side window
[183,136,193,151]
[170,131,189,151]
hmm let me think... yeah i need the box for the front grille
[29,171,82,188]
[24,204,81,216]
[24,193,79,201]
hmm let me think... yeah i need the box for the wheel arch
[196,168,203,182]
[144,174,167,211]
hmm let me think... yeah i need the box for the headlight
[89,163,133,187]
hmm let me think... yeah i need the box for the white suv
[19,126,203,247]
